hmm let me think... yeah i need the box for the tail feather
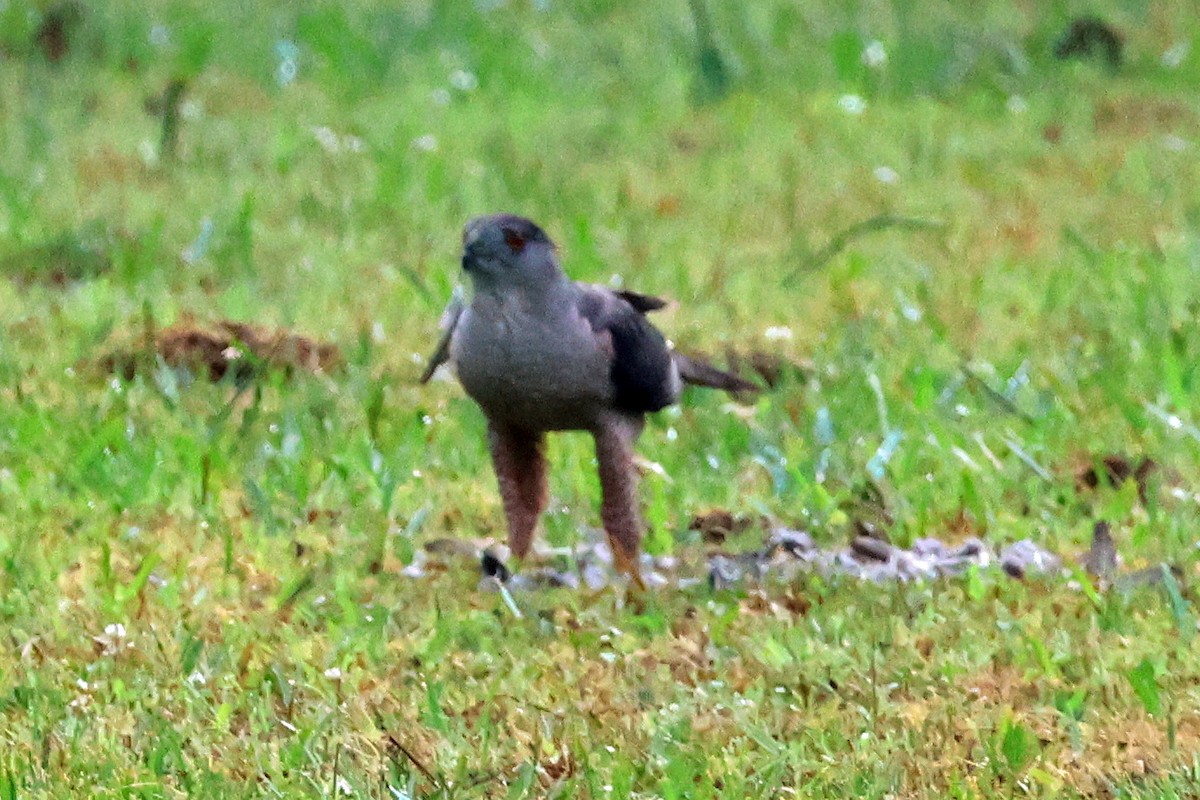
[673,352,759,394]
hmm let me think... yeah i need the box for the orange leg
[593,417,646,587]
[487,422,548,561]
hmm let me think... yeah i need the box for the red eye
[503,228,526,253]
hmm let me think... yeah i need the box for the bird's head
[460,214,563,292]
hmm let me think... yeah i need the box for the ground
[1,1,1200,797]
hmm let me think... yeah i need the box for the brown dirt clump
[100,319,341,382]
[688,509,761,544]
[725,348,812,389]
[1076,454,1155,504]
[34,1,84,63]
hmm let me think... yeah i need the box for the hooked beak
[461,222,485,273]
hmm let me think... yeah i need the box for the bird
[422,213,756,585]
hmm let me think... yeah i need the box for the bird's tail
[674,353,759,394]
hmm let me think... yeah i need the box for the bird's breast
[451,302,613,431]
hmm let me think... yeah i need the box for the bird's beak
[461,223,484,273]
[461,244,483,273]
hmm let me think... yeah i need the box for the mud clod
[1076,454,1154,503]
[688,509,759,544]
[725,349,812,389]
[1054,17,1123,69]
[35,1,84,63]
[100,319,342,382]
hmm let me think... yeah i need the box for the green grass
[2,0,1200,796]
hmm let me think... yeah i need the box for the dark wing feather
[578,286,677,413]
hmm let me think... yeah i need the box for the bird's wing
[419,285,465,384]
[580,285,760,399]
[577,285,679,413]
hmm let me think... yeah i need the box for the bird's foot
[611,548,647,592]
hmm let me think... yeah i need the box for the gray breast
[452,300,614,431]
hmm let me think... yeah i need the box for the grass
[2,0,1200,796]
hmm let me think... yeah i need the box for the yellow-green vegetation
[2,1,1200,797]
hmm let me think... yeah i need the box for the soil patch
[100,319,341,382]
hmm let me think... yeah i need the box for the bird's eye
[502,228,527,254]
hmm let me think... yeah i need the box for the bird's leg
[593,417,646,587]
[487,422,548,564]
